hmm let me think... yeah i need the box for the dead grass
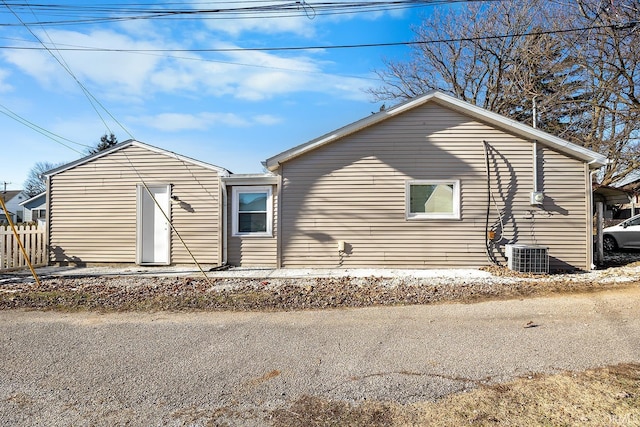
[270,364,640,426]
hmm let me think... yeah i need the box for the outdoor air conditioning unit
[505,244,549,274]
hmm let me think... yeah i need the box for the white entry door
[137,184,171,265]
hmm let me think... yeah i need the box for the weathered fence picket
[0,224,46,271]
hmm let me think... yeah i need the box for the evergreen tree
[88,133,118,155]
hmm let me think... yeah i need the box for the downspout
[221,182,228,266]
[589,168,597,270]
[276,170,283,269]
[532,96,538,194]
[46,175,51,267]
[533,141,538,193]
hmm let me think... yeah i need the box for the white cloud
[2,29,163,94]
[194,1,317,37]
[129,112,282,132]
[0,69,12,92]
[0,23,372,105]
[254,114,282,125]
[191,0,406,36]
[1,47,61,88]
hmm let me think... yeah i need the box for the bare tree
[23,161,61,197]
[566,0,640,184]
[369,0,640,185]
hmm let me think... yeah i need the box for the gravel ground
[1,251,639,312]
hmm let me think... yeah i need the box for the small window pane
[410,185,434,213]
[238,212,267,233]
[425,184,453,213]
[239,193,267,211]
[411,184,454,214]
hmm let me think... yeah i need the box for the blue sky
[0,1,441,191]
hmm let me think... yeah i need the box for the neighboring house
[19,192,47,226]
[0,190,26,224]
[613,170,640,217]
[593,184,635,221]
[46,91,608,271]
[615,170,640,190]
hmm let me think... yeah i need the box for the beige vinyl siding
[279,102,591,271]
[529,146,589,271]
[49,145,222,265]
[226,185,278,267]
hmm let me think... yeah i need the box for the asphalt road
[1,287,639,426]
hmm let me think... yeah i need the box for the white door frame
[136,184,171,265]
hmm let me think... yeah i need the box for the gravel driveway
[2,286,640,426]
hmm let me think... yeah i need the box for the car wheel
[603,235,618,252]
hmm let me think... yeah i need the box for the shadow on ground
[602,249,640,268]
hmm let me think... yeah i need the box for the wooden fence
[0,224,46,271]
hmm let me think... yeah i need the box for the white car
[603,214,640,251]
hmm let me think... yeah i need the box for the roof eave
[264,90,608,170]
[19,192,46,206]
[44,140,230,177]
[264,92,440,171]
[431,94,609,168]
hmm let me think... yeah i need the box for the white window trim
[232,186,273,237]
[405,180,461,220]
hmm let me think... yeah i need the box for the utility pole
[1,181,12,194]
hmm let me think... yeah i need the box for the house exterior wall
[1,192,26,223]
[49,145,222,265]
[226,184,278,267]
[277,102,591,271]
[21,196,46,223]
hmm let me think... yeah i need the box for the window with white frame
[32,209,46,220]
[232,186,273,236]
[406,180,460,220]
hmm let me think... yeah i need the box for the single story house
[45,91,607,272]
[19,192,47,226]
[0,190,26,224]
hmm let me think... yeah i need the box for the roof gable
[44,140,230,177]
[0,190,23,202]
[264,91,608,171]
[20,192,46,207]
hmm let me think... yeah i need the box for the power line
[0,1,498,26]
[0,35,383,81]
[2,0,137,140]
[0,103,89,154]
[0,20,636,53]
